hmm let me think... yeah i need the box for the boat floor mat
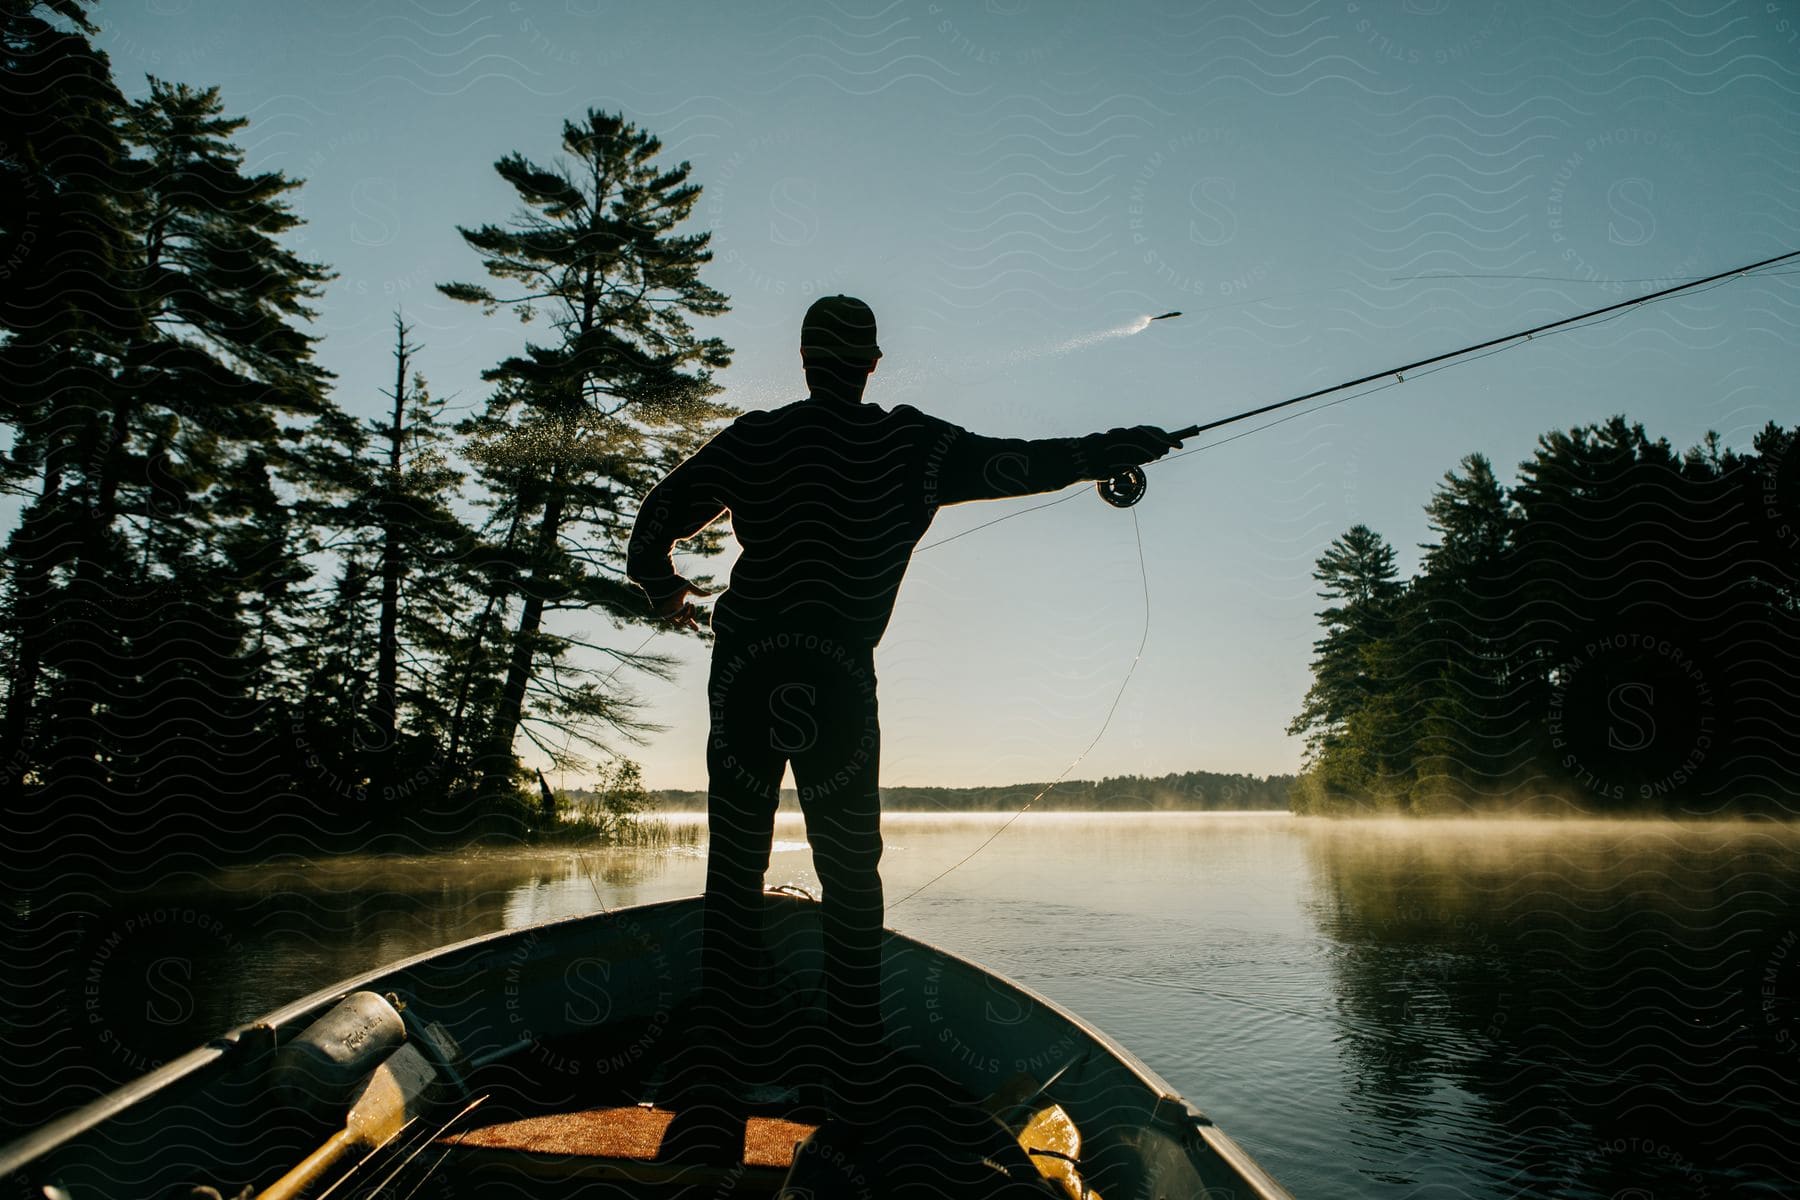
[452,1104,817,1168]
[784,1113,1058,1199]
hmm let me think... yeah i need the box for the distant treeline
[1287,417,1800,818]
[638,770,1296,813]
[1,7,733,878]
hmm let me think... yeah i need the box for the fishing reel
[1097,467,1148,508]
[1096,424,1197,507]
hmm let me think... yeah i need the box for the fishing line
[911,371,1414,551]
[890,506,1154,910]
[610,248,1795,911]
[889,247,1797,903]
[363,1098,490,1199]
[911,380,1407,555]
[309,1116,422,1200]
[385,1096,493,1200]
[623,508,1155,909]
[914,488,1089,554]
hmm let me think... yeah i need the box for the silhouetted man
[627,294,1181,1118]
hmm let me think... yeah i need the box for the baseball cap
[800,294,881,362]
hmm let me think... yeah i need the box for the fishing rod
[1095,247,1800,507]
[897,247,1800,907]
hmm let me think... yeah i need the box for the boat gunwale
[0,892,1296,1199]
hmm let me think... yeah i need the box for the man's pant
[699,631,883,1078]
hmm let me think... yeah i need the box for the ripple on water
[89,812,1800,1199]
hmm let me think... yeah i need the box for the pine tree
[1407,454,1526,806]
[438,109,734,833]
[275,314,476,844]
[0,0,135,789]
[1421,453,1509,578]
[362,317,472,824]
[1288,524,1403,810]
[16,74,336,863]
[370,318,416,795]
[1286,420,1800,817]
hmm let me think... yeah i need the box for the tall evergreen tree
[94,79,330,849]
[438,109,734,832]
[274,314,476,842]
[361,316,472,821]
[1421,453,1509,578]
[1407,454,1527,806]
[0,0,135,789]
[0,0,134,1133]
[1288,524,1403,809]
[4,72,337,865]
[370,317,417,795]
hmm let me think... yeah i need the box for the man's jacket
[627,398,1154,646]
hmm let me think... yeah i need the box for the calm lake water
[66,813,1800,1197]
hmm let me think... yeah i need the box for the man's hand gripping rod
[1095,423,1199,508]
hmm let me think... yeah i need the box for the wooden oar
[254,1042,441,1200]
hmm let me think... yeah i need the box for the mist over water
[88,813,1800,1198]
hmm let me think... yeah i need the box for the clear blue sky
[97,0,1800,790]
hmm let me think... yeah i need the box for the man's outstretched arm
[626,439,729,628]
[927,418,1184,506]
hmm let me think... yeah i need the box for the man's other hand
[655,578,713,631]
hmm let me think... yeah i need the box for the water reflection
[92,835,710,1076]
[1302,819,1800,1198]
[30,814,1800,1198]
